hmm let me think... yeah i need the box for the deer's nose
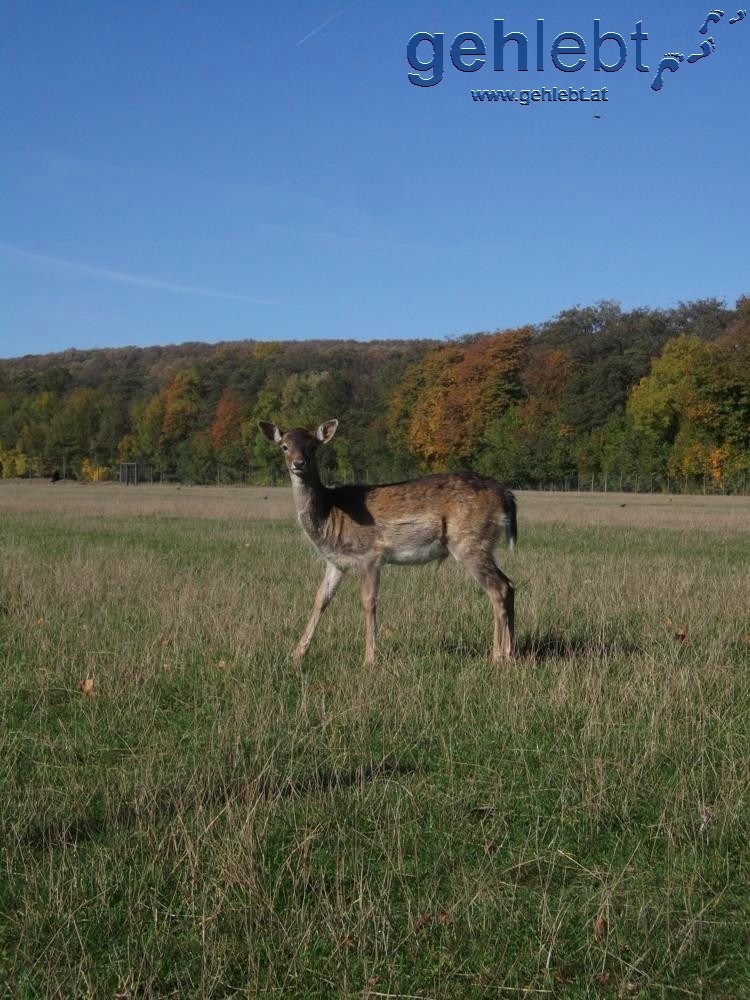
[291,459,307,471]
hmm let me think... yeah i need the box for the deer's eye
[281,444,289,452]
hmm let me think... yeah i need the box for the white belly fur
[385,540,448,566]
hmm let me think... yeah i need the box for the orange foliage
[398,328,532,467]
[211,389,243,451]
[386,345,461,464]
[523,348,575,401]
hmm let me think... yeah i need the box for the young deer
[259,420,516,665]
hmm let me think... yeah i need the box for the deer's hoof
[492,651,514,664]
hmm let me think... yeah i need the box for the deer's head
[258,420,338,478]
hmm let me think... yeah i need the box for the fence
[6,458,750,497]
[518,472,750,496]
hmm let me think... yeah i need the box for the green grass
[1,486,749,998]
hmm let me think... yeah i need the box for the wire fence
[518,472,750,496]
[7,456,750,497]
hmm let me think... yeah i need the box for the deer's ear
[316,419,339,444]
[258,421,283,444]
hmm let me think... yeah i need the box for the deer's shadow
[438,629,637,662]
[517,630,638,661]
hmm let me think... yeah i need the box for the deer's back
[315,473,513,566]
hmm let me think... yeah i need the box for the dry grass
[1,483,749,997]
[1,480,748,532]
[0,481,288,521]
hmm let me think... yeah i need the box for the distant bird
[593,114,603,119]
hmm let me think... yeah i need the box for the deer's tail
[503,489,517,552]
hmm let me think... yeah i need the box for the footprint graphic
[651,53,685,91]
[699,9,725,33]
[688,37,717,61]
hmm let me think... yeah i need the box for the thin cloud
[0,242,289,307]
[269,160,344,192]
[297,1,360,46]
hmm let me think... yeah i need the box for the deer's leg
[488,564,515,662]
[360,560,381,666]
[293,561,345,660]
[452,547,514,663]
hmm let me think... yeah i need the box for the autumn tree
[629,330,750,486]
[160,369,203,475]
[211,388,245,481]
[386,345,461,470]
[161,369,202,443]
[480,347,577,483]
[388,329,531,469]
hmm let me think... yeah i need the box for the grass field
[1,482,749,998]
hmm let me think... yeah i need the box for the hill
[1,297,748,491]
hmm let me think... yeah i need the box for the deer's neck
[290,470,330,543]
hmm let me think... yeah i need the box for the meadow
[1,482,749,998]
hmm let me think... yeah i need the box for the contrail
[297,1,360,46]
[270,160,344,191]
[0,242,289,307]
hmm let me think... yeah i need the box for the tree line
[1,296,748,492]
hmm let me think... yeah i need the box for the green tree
[132,395,166,473]
[46,388,102,473]
[175,432,214,484]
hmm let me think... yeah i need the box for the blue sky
[1,1,748,358]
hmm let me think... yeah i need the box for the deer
[258,419,516,665]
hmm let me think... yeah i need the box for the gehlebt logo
[406,8,747,95]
